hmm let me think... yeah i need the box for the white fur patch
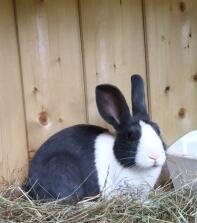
[135,121,166,168]
[94,130,165,198]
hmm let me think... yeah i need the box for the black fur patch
[24,125,107,202]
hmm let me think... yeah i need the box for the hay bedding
[0,184,197,223]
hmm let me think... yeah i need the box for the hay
[0,184,197,223]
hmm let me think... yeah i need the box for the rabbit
[23,74,166,203]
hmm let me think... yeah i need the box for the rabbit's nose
[148,155,159,160]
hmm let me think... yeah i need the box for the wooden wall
[0,0,197,184]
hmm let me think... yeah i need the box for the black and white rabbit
[23,74,166,202]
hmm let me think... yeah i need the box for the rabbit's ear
[96,84,131,129]
[131,74,149,120]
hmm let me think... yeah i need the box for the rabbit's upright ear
[131,74,149,120]
[96,84,131,129]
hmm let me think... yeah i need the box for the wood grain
[144,0,197,145]
[0,0,28,185]
[16,0,86,156]
[80,0,147,128]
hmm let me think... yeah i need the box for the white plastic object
[167,130,197,190]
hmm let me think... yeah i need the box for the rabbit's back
[24,124,107,202]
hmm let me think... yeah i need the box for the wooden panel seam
[77,0,89,124]
[142,0,152,119]
[13,0,29,163]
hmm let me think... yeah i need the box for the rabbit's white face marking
[135,121,166,168]
[94,133,163,197]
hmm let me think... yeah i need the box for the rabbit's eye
[126,124,141,140]
[127,132,132,139]
[127,129,140,140]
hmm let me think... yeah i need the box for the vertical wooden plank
[0,0,28,184]
[144,0,197,145]
[16,0,86,158]
[80,0,147,128]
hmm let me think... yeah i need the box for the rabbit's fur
[23,74,166,203]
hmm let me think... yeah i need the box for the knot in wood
[178,108,186,119]
[192,73,197,82]
[38,111,48,126]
